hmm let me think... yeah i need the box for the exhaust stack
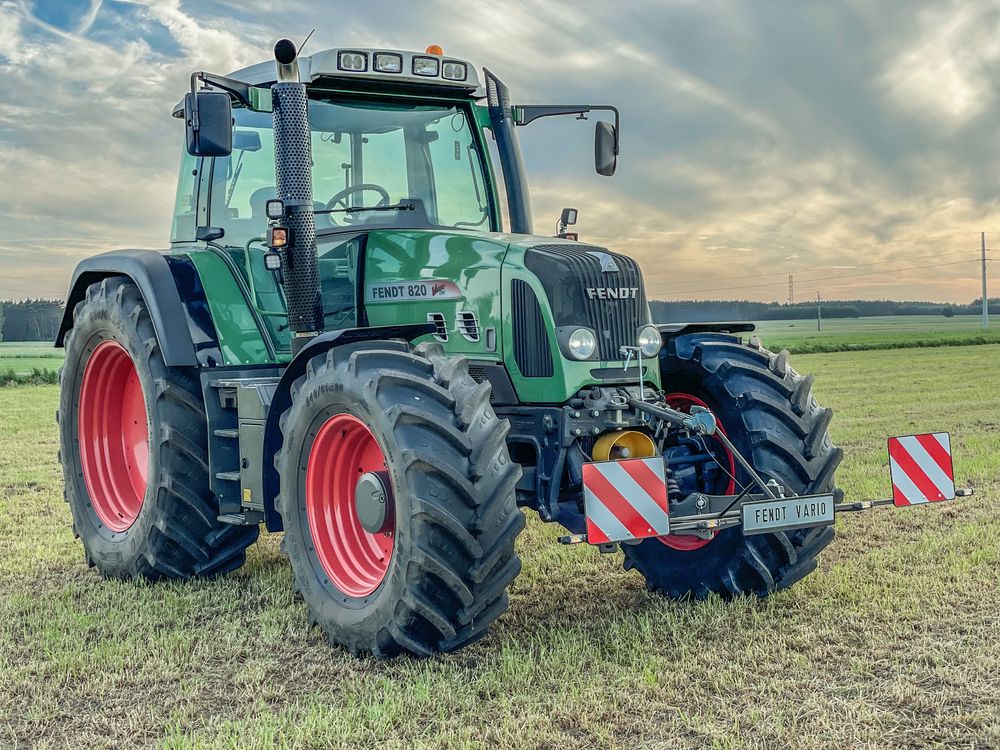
[272,39,323,353]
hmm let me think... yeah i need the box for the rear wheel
[623,332,843,598]
[276,342,524,657]
[59,277,259,579]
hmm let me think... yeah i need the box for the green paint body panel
[183,250,279,366]
[363,229,510,361]
[176,228,659,405]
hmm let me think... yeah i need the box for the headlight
[638,325,662,357]
[441,61,468,81]
[374,53,403,73]
[567,328,597,360]
[337,51,368,72]
[412,56,440,77]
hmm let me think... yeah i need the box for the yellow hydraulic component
[592,430,657,461]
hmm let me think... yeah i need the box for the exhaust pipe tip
[274,38,299,82]
[274,38,297,64]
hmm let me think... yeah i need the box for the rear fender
[56,250,210,367]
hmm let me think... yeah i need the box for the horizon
[1,0,997,303]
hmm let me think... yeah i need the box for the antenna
[298,29,315,56]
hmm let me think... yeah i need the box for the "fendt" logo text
[585,287,640,300]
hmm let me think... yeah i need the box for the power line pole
[816,291,822,332]
[983,232,989,329]
[788,274,794,305]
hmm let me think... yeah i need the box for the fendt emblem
[586,251,620,273]
[586,287,640,300]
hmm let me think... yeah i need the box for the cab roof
[229,46,482,95]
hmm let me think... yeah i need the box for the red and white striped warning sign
[888,432,956,507]
[583,457,670,544]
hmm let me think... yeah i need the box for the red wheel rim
[658,392,737,551]
[78,340,149,532]
[306,414,394,597]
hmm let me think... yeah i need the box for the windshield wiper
[316,202,416,215]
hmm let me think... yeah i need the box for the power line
[648,259,981,297]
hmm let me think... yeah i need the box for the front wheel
[623,332,843,598]
[275,343,524,657]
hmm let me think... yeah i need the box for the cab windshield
[210,96,494,246]
[200,95,494,356]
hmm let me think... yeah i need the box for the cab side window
[171,148,199,242]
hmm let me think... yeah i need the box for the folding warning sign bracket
[887,432,956,506]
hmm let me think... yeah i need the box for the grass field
[753,314,1000,353]
[1,344,998,748]
[0,342,64,377]
[3,314,999,377]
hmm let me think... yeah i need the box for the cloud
[0,0,997,303]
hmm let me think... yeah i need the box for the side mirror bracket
[512,103,620,177]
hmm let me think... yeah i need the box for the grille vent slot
[456,311,480,342]
[511,280,554,377]
[467,365,497,403]
[426,312,448,341]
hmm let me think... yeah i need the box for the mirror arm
[513,104,620,154]
[185,71,254,129]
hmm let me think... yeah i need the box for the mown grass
[1,345,999,749]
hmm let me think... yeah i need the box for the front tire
[276,343,524,657]
[623,332,843,598]
[59,277,259,579]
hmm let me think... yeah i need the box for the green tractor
[56,39,915,657]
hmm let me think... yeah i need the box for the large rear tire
[276,342,524,657]
[622,332,843,598]
[58,277,259,579]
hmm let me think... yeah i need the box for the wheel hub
[355,471,393,534]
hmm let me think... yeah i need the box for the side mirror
[595,120,618,177]
[184,91,232,157]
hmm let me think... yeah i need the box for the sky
[0,0,998,304]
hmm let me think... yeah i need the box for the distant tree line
[0,300,64,342]
[0,295,996,342]
[650,298,1000,323]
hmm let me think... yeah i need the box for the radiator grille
[511,280,553,377]
[524,244,648,361]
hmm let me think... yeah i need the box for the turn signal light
[425,44,444,55]
[268,226,289,248]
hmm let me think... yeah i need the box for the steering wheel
[323,183,391,225]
